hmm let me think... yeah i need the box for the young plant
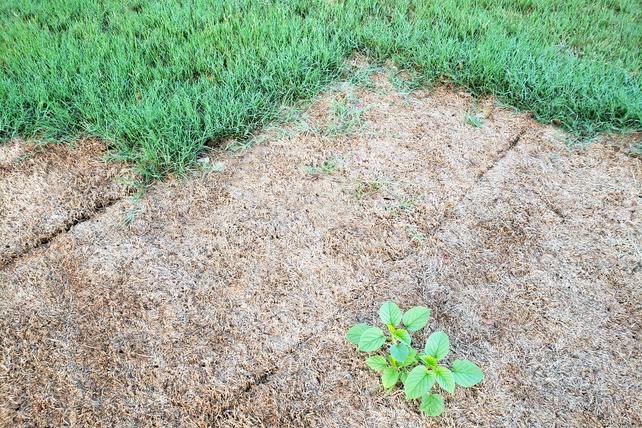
[325,91,365,136]
[353,176,384,200]
[464,112,485,128]
[304,154,343,175]
[346,301,484,417]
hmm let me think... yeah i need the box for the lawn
[1,0,640,179]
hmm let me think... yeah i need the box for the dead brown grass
[0,139,131,267]
[1,73,640,427]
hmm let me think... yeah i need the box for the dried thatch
[1,74,640,427]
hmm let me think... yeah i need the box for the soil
[1,73,640,427]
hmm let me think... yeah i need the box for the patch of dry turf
[1,76,640,427]
[0,139,131,267]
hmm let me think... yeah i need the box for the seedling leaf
[379,301,402,326]
[366,355,389,371]
[451,359,484,387]
[399,347,418,368]
[346,323,371,344]
[419,353,438,367]
[402,306,431,332]
[390,343,410,363]
[382,367,400,390]
[420,393,445,417]
[434,365,455,393]
[358,327,386,352]
[425,331,449,360]
[392,328,412,345]
[404,365,436,400]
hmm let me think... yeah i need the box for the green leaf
[402,306,431,332]
[392,328,412,345]
[434,365,455,393]
[379,301,402,326]
[366,355,389,372]
[346,323,370,345]
[381,367,399,390]
[425,331,449,360]
[419,353,438,367]
[451,359,484,387]
[400,371,408,384]
[404,365,436,400]
[420,393,445,417]
[358,327,386,352]
[390,343,410,363]
[399,347,418,368]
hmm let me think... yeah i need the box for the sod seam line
[424,124,532,241]
[0,192,131,270]
[218,313,339,418]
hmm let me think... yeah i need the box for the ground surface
[1,77,641,427]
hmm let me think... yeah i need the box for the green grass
[465,112,485,129]
[304,154,344,175]
[354,176,385,200]
[326,91,365,136]
[1,0,640,180]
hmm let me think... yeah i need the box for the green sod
[1,0,640,179]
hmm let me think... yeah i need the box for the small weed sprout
[211,161,226,173]
[195,156,223,174]
[305,155,343,175]
[347,301,484,417]
[122,207,140,227]
[354,177,384,200]
[562,134,596,149]
[409,229,427,244]
[464,112,485,128]
[385,197,421,217]
[398,197,420,212]
[120,185,148,227]
[326,92,365,136]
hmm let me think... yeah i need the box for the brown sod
[0,139,131,267]
[1,74,640,427]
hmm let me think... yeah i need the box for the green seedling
[465,112,485,128]
[562,134,596,149]
[346,301,484,417]
[409,229,428,244]
[121,187,147,227]
[325,92,365,136]
[122,207,140,227]
[354,177,384,200]
[227,125,290,153]
[385,197,421,217]
[305,155,343,175]
[211,161,226,173]
[399,197,420,212]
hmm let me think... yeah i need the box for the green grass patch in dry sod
[1,0,640,180]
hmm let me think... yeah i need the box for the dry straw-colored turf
[0,139,131,267]
[1,75,640,427]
